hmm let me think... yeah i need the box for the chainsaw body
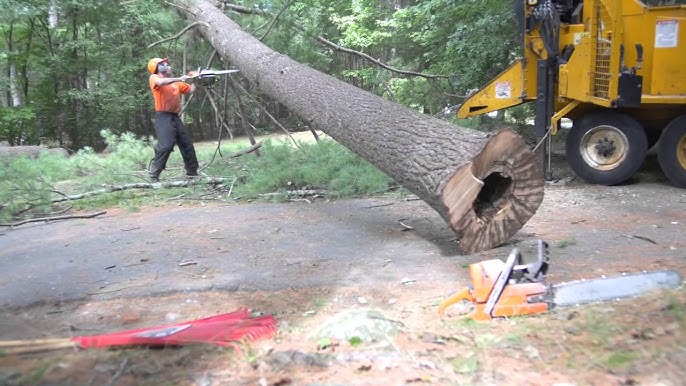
[439,241,551,320]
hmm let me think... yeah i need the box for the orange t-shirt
[149,74,191,113]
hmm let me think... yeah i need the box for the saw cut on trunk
[174,0,544,253]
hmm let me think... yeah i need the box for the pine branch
[221,3,455,79]
[147,21,210,49]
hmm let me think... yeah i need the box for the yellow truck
[458,0,686,188]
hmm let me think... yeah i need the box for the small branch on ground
[104,357,129,386]
[259,189,327,198]
[398,220,414,231]
[227,141,263,158]
[363,203,395,209]
[51,178,230,204]
[0,211,107,228]
[622,234,658,244]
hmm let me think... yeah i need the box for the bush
[0,132,398,222]
[0,106,37,145]
[230,139,395,198]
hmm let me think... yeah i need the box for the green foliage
[99,129,154,171]
[0,153,74,222]
[1,0,521,148]
[665,293,686,322]
[347,336,363,347]
[603,351,636,368]
[554,237,577,249]
[0,131,395,222]
[450,352,479,373]
[316,337,332,350]
[0,106,37,144]
[232,139,393,199]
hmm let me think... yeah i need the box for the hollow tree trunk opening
[473,173,513,222]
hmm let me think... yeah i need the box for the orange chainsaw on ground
[438,240,682,320]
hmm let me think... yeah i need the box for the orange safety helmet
[147,57,168,74]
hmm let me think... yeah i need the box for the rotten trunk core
[441,130,544,253]
[175,0,545,254]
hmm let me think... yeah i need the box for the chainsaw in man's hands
[185,67,240,87]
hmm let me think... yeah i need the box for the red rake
[0,308,277,355]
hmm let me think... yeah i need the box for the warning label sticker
[495,81,511,99]
[655,19,678,48]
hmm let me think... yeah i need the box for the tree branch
[221,3,455,79]
[227,140,263,158]
[223,83,303,150]
[147,21,210,49]
[50,178,230,204]
[0,211,107,228]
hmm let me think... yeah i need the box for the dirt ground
[0,149,685,386]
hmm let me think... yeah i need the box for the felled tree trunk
[174,0,544,253]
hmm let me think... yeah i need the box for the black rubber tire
[565,110,648,185]
[657,115,686,188]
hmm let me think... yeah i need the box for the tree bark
[174,0,544,254]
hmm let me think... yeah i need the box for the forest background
[0,0,525,151]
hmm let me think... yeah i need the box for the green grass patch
[554,237,577,249]
[665,291,686,323]
[603,351,636,369]
[313,297,327,308]
[578,312,616,346]
[450,352,480,373]
[0,131,398,222]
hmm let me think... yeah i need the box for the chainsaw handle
[438,287,475,317]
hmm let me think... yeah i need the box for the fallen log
[174,0,544,253]
[0,145,68,159]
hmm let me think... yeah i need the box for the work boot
[186,171,207,179]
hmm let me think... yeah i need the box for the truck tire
[566,111,647,185]
[657,115,686,188]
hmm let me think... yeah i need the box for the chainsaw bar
[187,69,239,79]
[186,69,239,86]
[550,269,682,307]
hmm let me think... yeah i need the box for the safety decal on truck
[495,81,511,99]
[655,19,678,48]
[574,32,589,45]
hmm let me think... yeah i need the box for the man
[146,57,200,182]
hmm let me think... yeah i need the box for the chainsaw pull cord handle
[438,286,475,317]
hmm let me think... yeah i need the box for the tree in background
[0,0,519,149]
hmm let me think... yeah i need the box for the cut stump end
[441,129,545,254]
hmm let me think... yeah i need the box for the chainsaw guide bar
[548,270,683,307]
[186,68,239,86]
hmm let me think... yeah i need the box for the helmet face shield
[157,62,171,74]
[147,57,170,74]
